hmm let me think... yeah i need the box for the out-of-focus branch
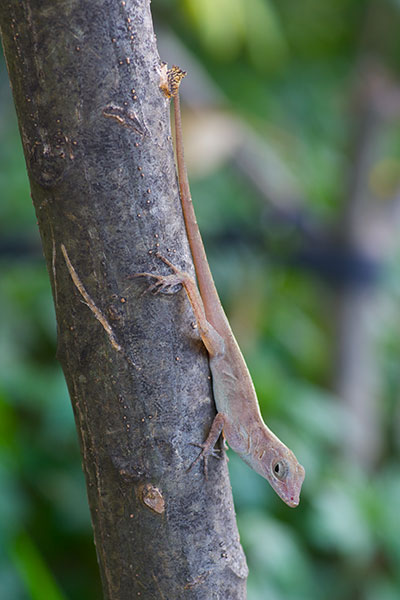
[334,59,400,469]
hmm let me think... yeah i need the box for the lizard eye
[272,459,288,481]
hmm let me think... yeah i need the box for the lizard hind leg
[131,253,189,295]
[131,253,224,356]
[154,253,225,358]
[131,270,183,296]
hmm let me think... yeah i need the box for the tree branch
[0,1,248,597]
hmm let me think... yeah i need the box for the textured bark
[0,1,248,598]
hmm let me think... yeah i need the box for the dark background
[2,1,400,598]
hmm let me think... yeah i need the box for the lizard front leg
[188,412,228,479]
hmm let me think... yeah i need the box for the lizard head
[266,447,305,507]
[249,432,305,507]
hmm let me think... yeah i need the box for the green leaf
[10,532,67,600]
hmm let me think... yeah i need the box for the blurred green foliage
[2,0,400,598]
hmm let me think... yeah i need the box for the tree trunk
[0,1,248,598]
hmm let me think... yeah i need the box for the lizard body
[136,66,305,507]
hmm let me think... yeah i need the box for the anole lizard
[135,66,305,507]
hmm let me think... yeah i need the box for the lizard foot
[129,253,188,295]
[130,271,183,295]
[187,442,223,480]
[187,413,226,478]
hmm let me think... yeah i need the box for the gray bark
[0,1,248,598]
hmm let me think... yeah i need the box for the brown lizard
[135,66,305,507]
